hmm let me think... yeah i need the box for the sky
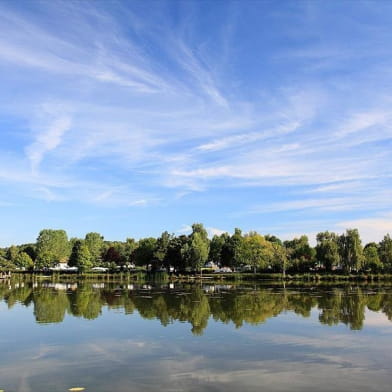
[0,0,392,246]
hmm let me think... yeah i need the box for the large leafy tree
[284,235,315,272]
[123,238,137,265]
[316,231,340,271]
[6,245,19,263]
[102,246,122,266]
[182,224,210,273]
[19,244,36,262]
[133,237,157,268]
[379,234,392,270]
[163,235,188,272]
[221,228,243,268]
[271,242,288,275]
[35,229,70,269]
[187,232,209,272]
[209,233,229,265]
[14,252,34,270]
[84,232,104,266]
[363,243,382,272]
[153,231,172,267]
[338,229,364,272]
[236,232,274,273]
[69,240,93,272]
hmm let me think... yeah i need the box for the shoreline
[6,270,392,283]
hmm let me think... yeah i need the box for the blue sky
[1,1,392,246]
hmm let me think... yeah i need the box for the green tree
[69,240,93,272]
[19,244,36,261]
[0,248,7,264]
[102,245,122,268]
[236,232,274,273]
[338,229,364,272]
[188,232,209,272]
[134,237,157,268]
[316,231,340,271]
[6,245,19,263]
[265,234,283,246]
[34,251,54,270]
[85,232,104,266]
[190,223,209,240]
[123,238,137,265]
[153,231,172,267]
[271,242,288,276]
[209,233,229,265]
[14,252,33,270]
[35,229,70,269]
[379,234,392,270]
[163,235,188,272]
[221,228,243,268]
[185,223,210,273]
[284,235,315,272]
[363,243,381,272]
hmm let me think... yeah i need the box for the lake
[1,278,392,392]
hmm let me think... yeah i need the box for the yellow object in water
[69,388,85,391]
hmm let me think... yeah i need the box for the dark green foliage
[6,245,19,263]
[363,243,381,272]
[209,233,229,265]
[284,235,315,272]
[265,234,283,246]
[133,237,157,268]
[123,238,137,265]
[69,240,93,272]
[221,228,243,268]
[163,235,188,272]
[379,234,392,270]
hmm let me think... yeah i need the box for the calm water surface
[1,278,392,392]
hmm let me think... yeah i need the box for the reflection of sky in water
[1,286,392,392]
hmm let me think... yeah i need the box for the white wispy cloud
[335,111,390,138]
[25,115,72,172]
[248,192,392,215]
[196,122,301,152]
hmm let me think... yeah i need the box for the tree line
[1,224,392,273]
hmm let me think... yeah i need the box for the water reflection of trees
[1,280,392,334]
